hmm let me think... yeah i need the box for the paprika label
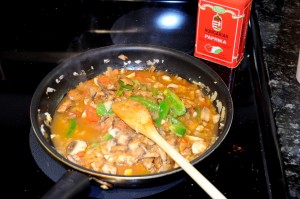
[194,0,253,68]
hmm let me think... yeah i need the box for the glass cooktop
[0,1,288,198]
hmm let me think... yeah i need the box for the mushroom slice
[191,140,208,154]
[66,140,88,156]
[102,163,117,174]
[167,83,178,88]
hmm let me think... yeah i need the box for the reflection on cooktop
[110,8,196,54]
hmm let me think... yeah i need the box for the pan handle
[42,170,91,199]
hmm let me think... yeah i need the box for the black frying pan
[30,44,233,198]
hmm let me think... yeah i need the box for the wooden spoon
[111,99,227,199]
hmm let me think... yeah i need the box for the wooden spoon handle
[150,133,227,199]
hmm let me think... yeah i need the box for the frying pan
[30,44,233,198]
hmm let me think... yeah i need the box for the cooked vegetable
[168,115,186,137]
[129,96,159,112]
[195,107,201,119]
[96,102,113,116]
[151,87,158,96]
[163,89,186,116]
[51,67,219,175]
[85,105,100,122]
[116,79,134,96]
[101,133,114,141]
[66,118,77,137]
[155,100,170,127]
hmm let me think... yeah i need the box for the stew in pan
[50,66,224,176]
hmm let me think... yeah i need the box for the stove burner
[110,8,196,54]
[29,128,184,198]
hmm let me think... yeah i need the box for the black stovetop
[0,1,288,198]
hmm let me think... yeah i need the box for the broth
[51,66,220,175]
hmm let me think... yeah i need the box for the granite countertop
[255,0,300,198]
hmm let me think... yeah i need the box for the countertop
[255,0,300,198]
